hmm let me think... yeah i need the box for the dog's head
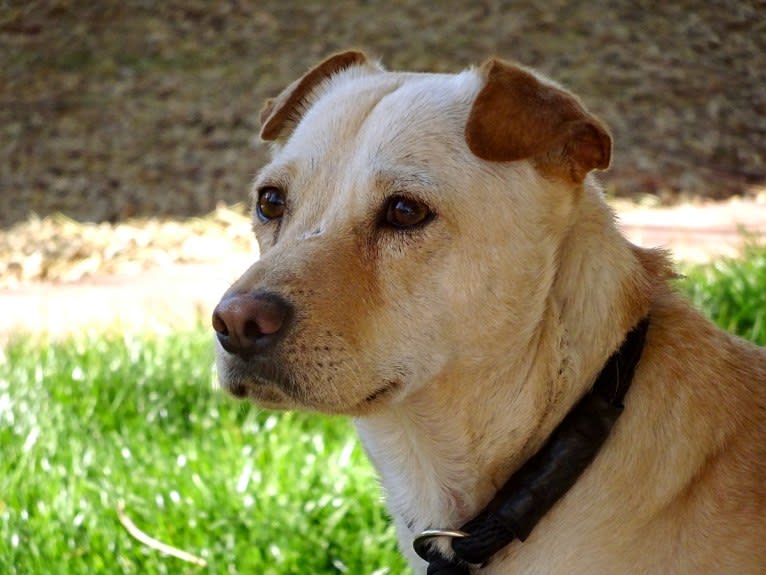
[213,51,611,415]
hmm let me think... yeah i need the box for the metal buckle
[413,529,469,561]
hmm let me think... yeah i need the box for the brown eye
[384,196,433,229]
[256,187,286,222]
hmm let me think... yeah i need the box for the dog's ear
[260,50,372,142]
[465,58,611,182]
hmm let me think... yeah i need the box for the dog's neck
[355,184,660,566]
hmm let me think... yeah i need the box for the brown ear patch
[465,59,611,182]
[260,50,370,142]
[259,97,277,127]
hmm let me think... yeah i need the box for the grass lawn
[680,246,766,346]
[0,329,406,575]
[1,248,764,574]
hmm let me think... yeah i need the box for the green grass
[678,246,766,345]
[1,247,765,574]
[0,329,406,575]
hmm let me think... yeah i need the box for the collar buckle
[413,529,469,562]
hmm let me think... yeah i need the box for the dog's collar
[414,316,651,574]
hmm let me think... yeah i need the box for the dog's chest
[355,412,491,541]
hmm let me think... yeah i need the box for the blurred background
[2,0,765,227]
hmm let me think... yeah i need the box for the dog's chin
[234,380,401,416]
[222,377,294,408]
[218,359,403,415]
[216,353,298,408]
[219,370,304,413]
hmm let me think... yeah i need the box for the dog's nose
[212,292,292,357]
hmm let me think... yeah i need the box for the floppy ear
[465,58,611,182]
[260,50,371,142]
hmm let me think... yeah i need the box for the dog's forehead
[359,71,483,163]
[262,69,484,219]
[275,69,481,169]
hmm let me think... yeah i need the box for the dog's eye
[384,196,434,229]
[256,187,286,222]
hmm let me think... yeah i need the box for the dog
[212,51,766,574]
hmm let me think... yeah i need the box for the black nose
[212,292,293,358]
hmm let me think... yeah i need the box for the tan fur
[215,52,766,574]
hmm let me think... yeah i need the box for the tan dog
[213,52,766,574]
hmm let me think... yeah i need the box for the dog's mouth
[227,381,248,398]
[220,354,403,414]
[217,353,298,401]
[227,377,401,415]
[226,377,284,400]
[360,380,402,407]
[223,372,304,412]
[240,383,293,405]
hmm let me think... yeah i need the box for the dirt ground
[1,197,764,343]
[2,1,765,227]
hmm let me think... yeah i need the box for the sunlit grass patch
[678,246,766,345]
[0,330,405,575]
